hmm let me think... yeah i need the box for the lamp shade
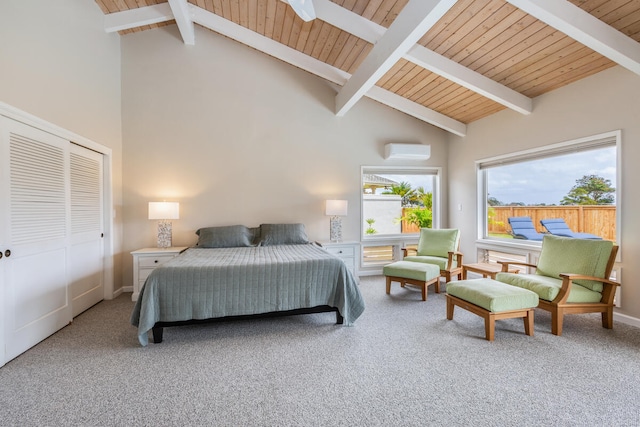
[148,202,180,220]
[325,199,348,216]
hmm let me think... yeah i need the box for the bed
[130,223,365,345]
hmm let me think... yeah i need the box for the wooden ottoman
[383,261,441,301]
[446,279,539,341]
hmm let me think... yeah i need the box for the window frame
[359,166,442,275]
[475,130,621,257]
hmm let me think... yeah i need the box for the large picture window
[477,131,620,245]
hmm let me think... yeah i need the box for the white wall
[0,0,124,291]
[448,65,640,321]
[120,25,448,285]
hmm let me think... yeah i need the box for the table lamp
[148,201,179,248]
[325,199,348,242]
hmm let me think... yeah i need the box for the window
[477,131,620,245]
[360,166,441,271]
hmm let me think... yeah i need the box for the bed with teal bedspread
[131,241,365,346]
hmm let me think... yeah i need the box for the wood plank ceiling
[95,0,640,135]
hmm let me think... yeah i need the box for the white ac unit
[384,143,431,160]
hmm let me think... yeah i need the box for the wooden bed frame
[151,305,344,343]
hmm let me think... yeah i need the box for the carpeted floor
[1,275,639,426]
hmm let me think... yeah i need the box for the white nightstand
[130,247,188,301]
[320,241,359,276]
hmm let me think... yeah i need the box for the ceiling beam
[190,6,466,136]
[407,45,532,115]
[104,3,173,33]
[335,0,458,117]
[506,0,640,76]
[366,86,467,136]
[102,3,466,135]
[191,6,351,85]
[168,0,195,45]
[313,0,532,115]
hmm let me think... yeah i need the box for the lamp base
[329,216,342,242]
[157,220,173,248]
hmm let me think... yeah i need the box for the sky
[487,146,616,205]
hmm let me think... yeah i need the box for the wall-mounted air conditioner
[384,143,431,160]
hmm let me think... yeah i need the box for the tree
[414,187,433,209]
[382,181,416,207]
[487,196,503,206]
[402,208,432,229]
[561,174,615,205]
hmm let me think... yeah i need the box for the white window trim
[359,165,442,275]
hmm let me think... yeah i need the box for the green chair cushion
[536,235,613,292]
[495,273,603,303]
[403,255,449,270]
[417,228,459,258]
[446,279,539,312]
[383,261,440,282]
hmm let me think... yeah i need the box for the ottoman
[446,278,539,341]
[383,261,441,301]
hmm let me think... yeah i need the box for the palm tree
[382,181,416,207]
[414,186,432,209]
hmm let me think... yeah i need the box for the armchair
[496,235,619,336]
[402,228,463,283]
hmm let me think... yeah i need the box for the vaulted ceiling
[95,0,640,136]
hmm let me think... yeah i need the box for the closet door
[0,117,72,362]
[69,144,104,317]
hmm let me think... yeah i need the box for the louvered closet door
[0,117,72,363]
[69,144,104,317]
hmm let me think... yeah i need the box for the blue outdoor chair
[540,218,602,240]
[507,217,544,241]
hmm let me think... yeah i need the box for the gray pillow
[195,225,253,248]
[258,223,309,246]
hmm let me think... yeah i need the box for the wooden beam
[312,0,531,115]
[312,0,383,44]
[168,0,195,45]
[191,6,350,85]
[335,0,458,117]
[367,86,467,136]
[406,45,532,115]
[190,6,465,135]
[506,0,640,76]
[104,3,173,33]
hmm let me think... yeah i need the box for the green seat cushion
[417,228,459,258]
[495,273,603,303]
[403,255,449,270]
[536,235,613,292]
[446,279,539,312]
[383,261,440,282]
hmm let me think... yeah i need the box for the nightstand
[320,241,359,276]
[130,247,188,301]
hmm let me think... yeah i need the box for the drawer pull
[154,259,159,263]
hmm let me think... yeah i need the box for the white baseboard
[122,285,133,293]
[614,312,640,329]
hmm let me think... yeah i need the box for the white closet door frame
[0,103,114,367]
[0,102,115,299]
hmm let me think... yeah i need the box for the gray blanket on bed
[131,244,365,345]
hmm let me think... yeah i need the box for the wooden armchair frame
[402,247,464,283]
[499,245,620,336]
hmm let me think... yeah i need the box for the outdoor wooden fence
[399,206,616,241]
[489,206,616,241]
